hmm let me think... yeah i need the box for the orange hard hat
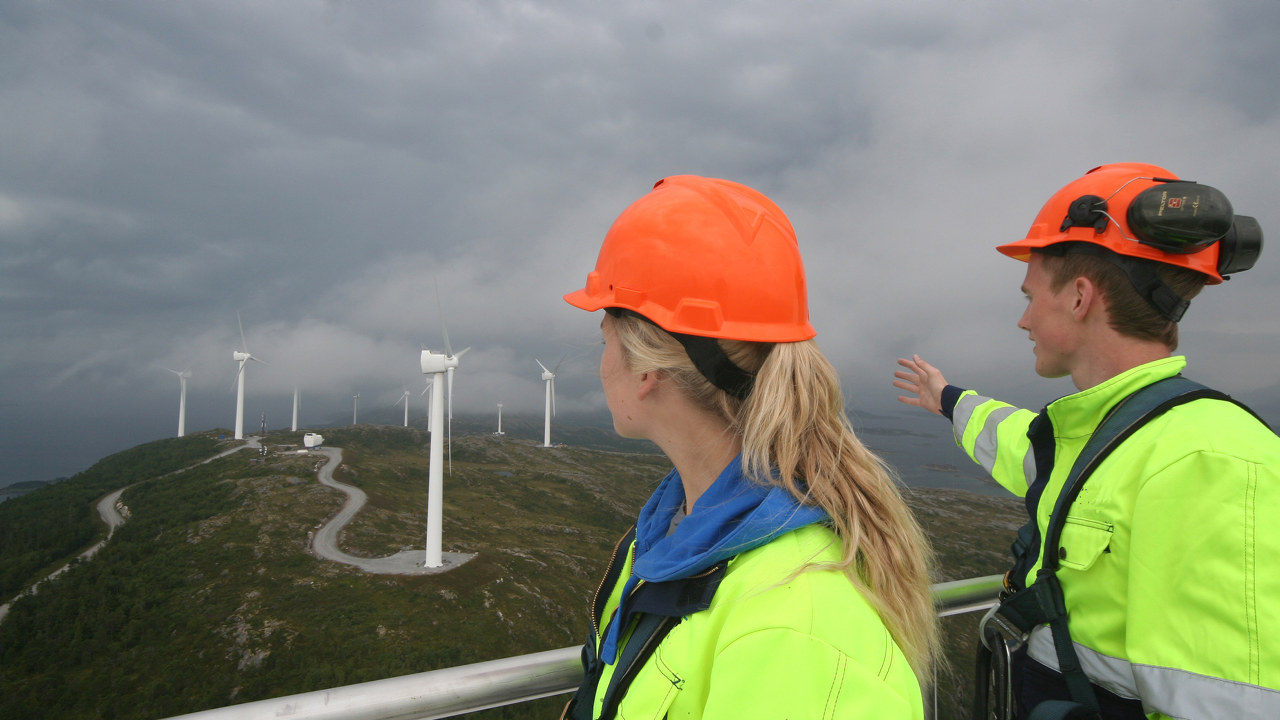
[997,163,1250,284]
[564,175,816,342]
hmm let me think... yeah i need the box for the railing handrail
[163,574,1004,720]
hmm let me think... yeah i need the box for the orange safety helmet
[564,175,816,343]
[997,162,1263,285]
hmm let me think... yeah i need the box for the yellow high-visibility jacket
[949,356,1280,718]
[570,523,923,720]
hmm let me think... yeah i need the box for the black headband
[605,308,757,400]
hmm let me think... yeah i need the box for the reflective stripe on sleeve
[952,392,1035,489]
[951,392,986,445]
[972,406,1018,475]
[1027,626,1280,718]
[1021,444,1037,490]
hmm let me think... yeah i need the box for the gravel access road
[309,446,473,575]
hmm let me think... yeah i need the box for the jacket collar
[1045,356,1187,436]
[632,454,827,583]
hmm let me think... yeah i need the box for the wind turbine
[536,357,562,448]
[163,367,192,437]
[494,402,504,436]
[231,312,267,440]
[395,389,411,427]
[352,393,360,425]
[419,289,470,568]
[292,387,299,432]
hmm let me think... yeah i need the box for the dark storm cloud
[2,0,1279,485]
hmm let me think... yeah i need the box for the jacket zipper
[591,526,635,640]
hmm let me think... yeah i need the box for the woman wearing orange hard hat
[561,176,938,720]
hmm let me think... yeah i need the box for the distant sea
[851,409,1009,498]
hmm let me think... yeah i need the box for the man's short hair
[1037,248,1208,350]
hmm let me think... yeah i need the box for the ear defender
[1124,181,1262,278]
[1126,182,1234,254]
[1217,215,1263,277]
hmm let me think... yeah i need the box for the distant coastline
[0,480,51,503]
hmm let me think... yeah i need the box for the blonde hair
[610,314,940,683]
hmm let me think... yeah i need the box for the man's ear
[1071,276,1098,321]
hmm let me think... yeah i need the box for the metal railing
[166,574,1004,720]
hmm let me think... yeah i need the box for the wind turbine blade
[435,279,453,358]
[551,377,556,416]
[454,346,470,359]
[447,367,454,421]
[536,358,549,373]
[249,355,268,366]
[446,366,454,475]
[552,353,567,373]
[230,362,246,391]
[237,311,248,353]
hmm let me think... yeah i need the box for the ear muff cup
[1126,182,1234,254]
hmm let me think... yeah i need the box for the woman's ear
[636,370,659,400]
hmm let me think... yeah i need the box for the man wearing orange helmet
[895,163,1279,719]
[562,176,939,719]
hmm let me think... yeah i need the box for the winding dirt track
[309,446,473,575]
[0,437,263,623]
[0,438,473,624]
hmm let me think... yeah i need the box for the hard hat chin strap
[1042,243,1190,323]
[606,308,758,400]
[667,332,756,401]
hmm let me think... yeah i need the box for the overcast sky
[3,1,1279,487]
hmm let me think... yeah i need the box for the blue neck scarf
[599,455,827,664]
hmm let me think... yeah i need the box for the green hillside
[0,426,1022,720]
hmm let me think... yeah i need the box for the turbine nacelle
[420,349,461,374]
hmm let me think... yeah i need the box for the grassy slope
[0,426,1021,720]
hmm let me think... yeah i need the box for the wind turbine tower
[352,393,360,425]
[495,402,504,435]
[292,387,299,432]
[419,320,469,568]
[536,358,560,447]
[419,382,434,432]
[232,313,267,440]
[164,368,192,437]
